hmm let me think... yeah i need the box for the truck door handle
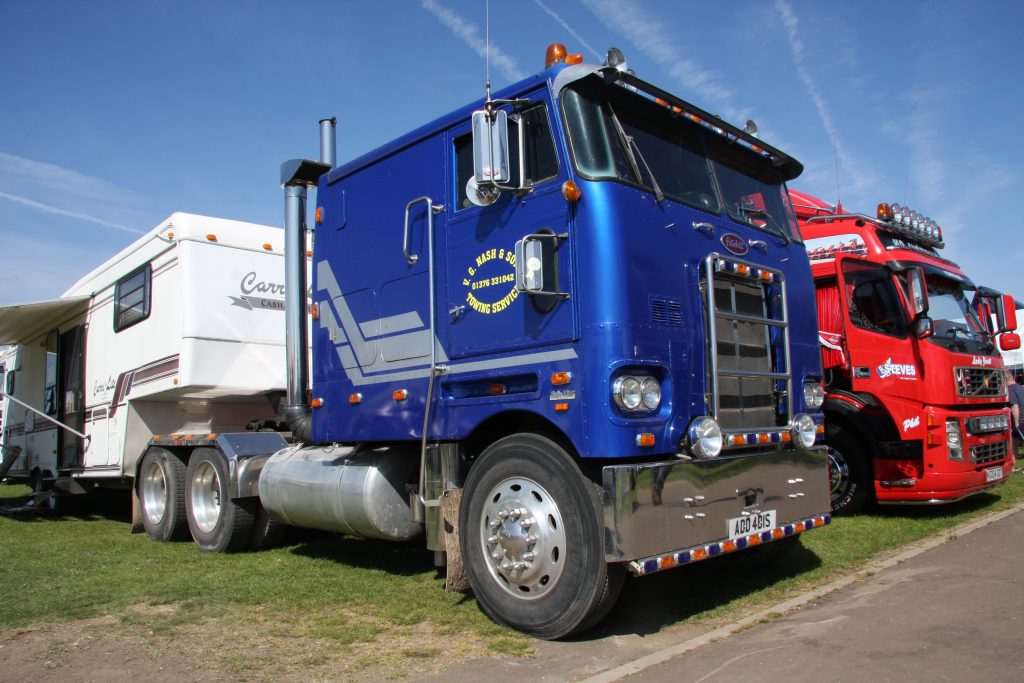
[403,197,444,264]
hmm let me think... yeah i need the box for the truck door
[836,256,918,389]
[443,98,575,358]
[57,325,85,468]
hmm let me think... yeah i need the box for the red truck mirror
[1000,332,1021,351]
[905,266,929,317]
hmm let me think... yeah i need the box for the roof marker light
[545,43,567,68]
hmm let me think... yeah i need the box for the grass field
[1,473,1021,679]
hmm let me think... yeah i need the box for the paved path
[590,506,1024,683]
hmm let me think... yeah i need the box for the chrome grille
[970,441,1006,465]
[954,367,1003,398]
[706,255,791,432]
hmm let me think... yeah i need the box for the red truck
[791,190,1019,514]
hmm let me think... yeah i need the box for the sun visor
[0,296,90,346]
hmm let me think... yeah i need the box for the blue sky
[1,0,1022,305]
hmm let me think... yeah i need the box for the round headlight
[791,413,816,450]
[688,416,723,459]
[613,376,643,411]
[641,377,661,411]
[803,382,825,409]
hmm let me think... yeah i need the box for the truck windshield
[924,274,988,343]
[561,79,801,242]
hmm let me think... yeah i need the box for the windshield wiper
[739,206,792,244]
[606,104,665,203]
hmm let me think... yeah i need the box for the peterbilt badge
[721,233,748,256]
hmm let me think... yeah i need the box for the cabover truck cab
[256,45,832,639]
[791,190,1019,514]
[0,213,294,547]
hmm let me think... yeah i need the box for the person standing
[1005,370,1024,468]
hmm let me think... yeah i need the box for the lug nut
[526,535,538,545]
[500,561,513,572]
[514,561,527,571]
[520,517,535,529]
[491,551,503,561]
[522,552,535,562]
[487,535,499,545]
[489,518,500,530]
[498,509,510,521]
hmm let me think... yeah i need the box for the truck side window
[842,263,907,337]
[114,263,152,332]
[454,103,559,210]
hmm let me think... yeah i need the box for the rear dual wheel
[139,447,189,541]
[460,434,624,639]
[186,448,254,553]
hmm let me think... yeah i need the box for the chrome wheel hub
[826,446,850,502]
[480,477,566,600]
[190,460,222,534]
[141,460,167,525]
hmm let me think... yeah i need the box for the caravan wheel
[185,448,254,553]
[139,448,189,541]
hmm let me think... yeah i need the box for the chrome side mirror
[906,266,928,317]
[472,109,510,186]
[915,316,934,340]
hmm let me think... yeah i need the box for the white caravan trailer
[0,213,295,549]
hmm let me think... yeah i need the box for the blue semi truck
[142,44,833,638]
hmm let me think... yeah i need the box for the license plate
[727,509,777,540]
[985,466,1003,482]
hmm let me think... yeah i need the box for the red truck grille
[954,367,1003,398]
[970,441,1006,465]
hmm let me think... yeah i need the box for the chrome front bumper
[602,447,830,565]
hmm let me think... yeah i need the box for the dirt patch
[0,606,527,682]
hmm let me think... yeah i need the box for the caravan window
[44,330,58,415]
[114,264,151,332]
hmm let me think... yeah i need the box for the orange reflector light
[545,42,567,68]
[748,533,762,546]
[310,398,323,408]
[692,547,708,561]
[781,432,792,443]
[315,207,323,224]
[562,180,582,203]
[263,243,273,251]
[167,231,174,239]
[760,271,773,282]
[551,372,572,386]
[311,303,319,320]
[206,233,217,242]
[554,403,570,412]
[927,414,934,427]
[877,202,893,221]
[153,435,161,441]
[173,379,179,385]
[306,249,313,257]
[637,433,655,447]
[758,433,770,444]
[927,434,935,446]
[393,389,408,401]
[659,556,675,570]
[566,53,583,65]
[816,424,825,434]
[795,522,805,532]
[737,264,749,275]
[772,528,784,540]
[490,383,507,395]
[731,435,745,446]
[348,393,362,405]
[722,540,736,552]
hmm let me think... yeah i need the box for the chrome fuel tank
[259,443,422,541]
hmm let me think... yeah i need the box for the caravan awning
[0,296,90,346]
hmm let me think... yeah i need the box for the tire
[459,434,623,639]
[185,447,254,553]
[248,502,288,551]
[139,447,189,541]
[826,428,872,516]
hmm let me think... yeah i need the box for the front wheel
[827,429,872,516]
[459,434,623,639]
[185,448,254,553]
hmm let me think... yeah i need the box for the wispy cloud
[419,0,527,83]
[774,0,874,201]
[0,152,150,234]
[0,192,142,234]
[580,0,745,121]
[531,0,603,62]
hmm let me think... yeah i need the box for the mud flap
[442,488,469,592]
[130,484,144,533]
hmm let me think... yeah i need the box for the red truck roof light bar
[804,202,945,250]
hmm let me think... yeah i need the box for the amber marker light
[877,202,893,221]
[781,432,792,443]
[306,249,313,257]
[393,389,409,401]
[554,403,570,412]
[637,433,656,447]
[167,231,175,239]
[263,243,273,251]
[310,398,324,408]
[311,303,319,320]
[731,435,745,446]
[562,180,582,203]
[545,42,567,67]
[348,393,362,405]
[551,372,572,385]
[565,53,583,64]
[490,384,508,395]
[315,207,323,224]
[206,233,218,242]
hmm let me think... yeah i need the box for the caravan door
[57,325,85,469]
